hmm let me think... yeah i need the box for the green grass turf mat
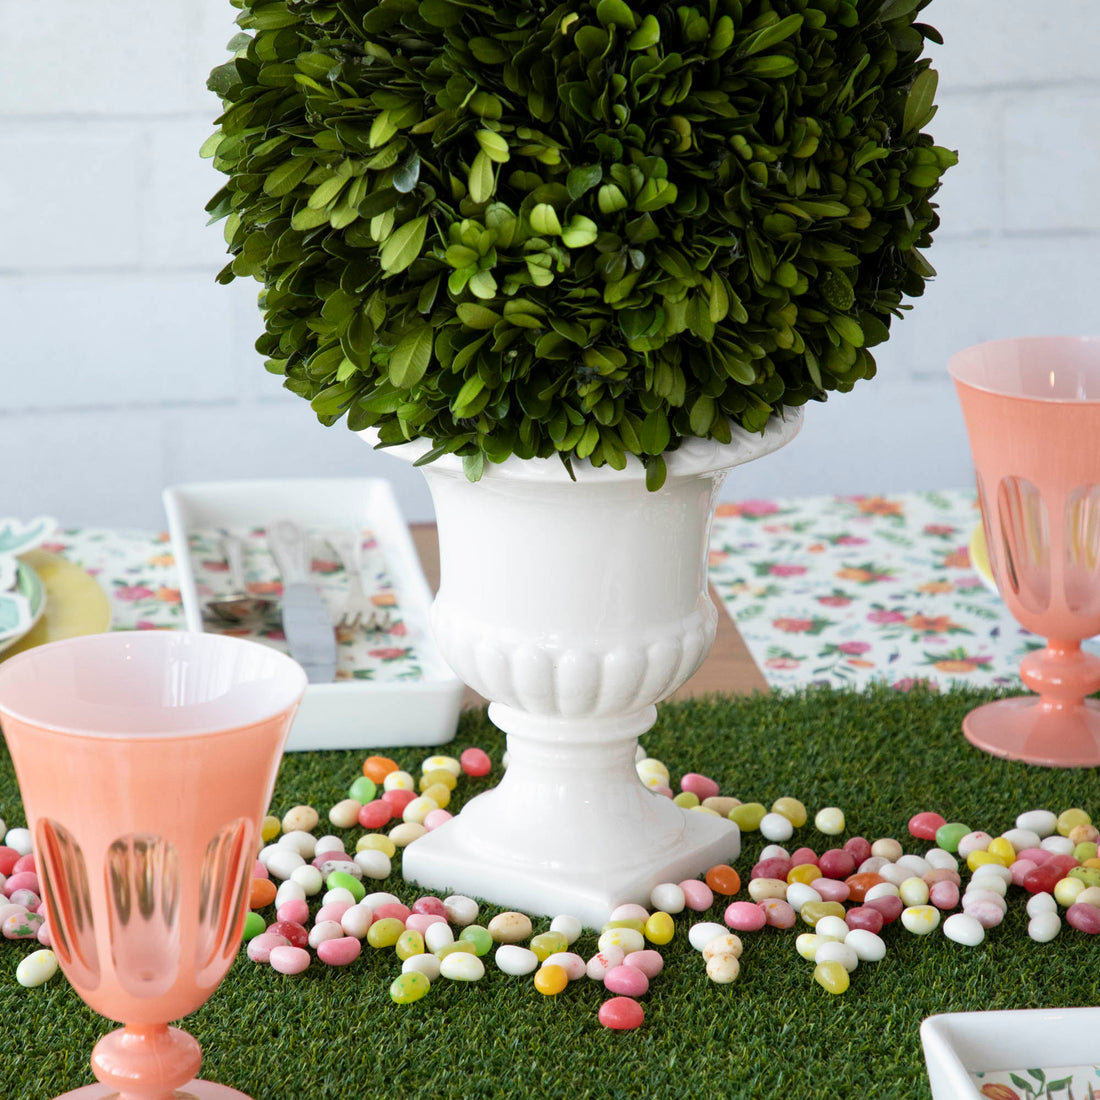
[2,686,1099,1100]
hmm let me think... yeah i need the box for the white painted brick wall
[1,1,1097,528]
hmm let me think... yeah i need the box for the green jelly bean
[436,940,477,958]
[935,822,970,853]
[349,776,377,803]
[674,791,700,809]
[1068,867,1100,888]
[243,912,266,942]
[390,971,431,1004]
[729,802,767,831]
[327,870,365,901]
[459,925,494,956]
[1074,842,1099,863]
[528,930,568,961]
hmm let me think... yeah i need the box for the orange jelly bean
[363,755,399,784]
[249,877,277,909]
[704,864,741,896]
[844,872,885,903]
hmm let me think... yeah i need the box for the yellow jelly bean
[814,959,850,994]
[729,802,767,831]
[534,964,568,996]
[644,911,675,946]
[691,806,721,816]
[261,815,281,842]
[420,768,457,792]
[674,792,700,809]
[796,933,826,961]
[800,901,846,926]
[1057,808,1091,837]
[422,754,461,777]
[366,917,405,949]
[357,834,396,858]
[788,864,823,886]
[603,918,645,934]
[967,849,1010,872]
[435,940,477,958]
[421,782,452,809]
[772,796,808,828]
[530,931,569,961]
[1073,842,1099,863]
[1084,857,1100,872]
[900,905,940,935]
[1054,877,1085,908]
[987,837,1016,863]
[395,929,425,960]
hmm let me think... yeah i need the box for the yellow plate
[969,523,997,593]
[0,550,112,659]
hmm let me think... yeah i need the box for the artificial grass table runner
[2,687,1098,1100]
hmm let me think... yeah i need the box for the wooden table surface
[410,524,768,709]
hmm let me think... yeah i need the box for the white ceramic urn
[369,410,801,927]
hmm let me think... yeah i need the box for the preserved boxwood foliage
[206,0,955,487]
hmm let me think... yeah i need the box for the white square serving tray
[922,1006,1100,1100]
[163,478,463,752]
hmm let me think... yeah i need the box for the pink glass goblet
[950,335,1100,766]
[0,631,307,1099]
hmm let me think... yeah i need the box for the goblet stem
[1019,639,1100,710]
[90,1024,202,1100]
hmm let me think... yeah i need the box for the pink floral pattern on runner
[707,489,1072,691]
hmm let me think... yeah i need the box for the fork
[326,530,373,629]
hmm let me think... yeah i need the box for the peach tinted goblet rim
[0,630,307,740]
[949,335,1100,404]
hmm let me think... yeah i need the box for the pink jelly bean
[373,902,411,924]
[2,872,38,898]
[963,899,1004,929]
[1017,847,1051,865]
[36,919,51,947]
[680,773,720,800]
[247,932,291,963]
[957,831,993,859]
[751,857,792,881]
[865,895,903,924]
[359,800,393,829]
[0,848,19,877]
[604,964,649,997]
[929,881,960,910]
[818,849,856,880]
[599,996,644,1030]
[1067,903,1100,934]
[845,906,884,934]
[424,809,453,830]
[269,945,311,975]
[316,901,353,925]
[2,909,41,939]
[844,837,872,863]
[587,948,625,980]
[318,935,362,966]
[12,854,35,875]
[276,899,310,926]
[678,879,714,911]
[858,856,889,875]
[623,950,664,978]
[0,902,25,926]
[460,747,492,777]
[758,898,796,929]
[270,920,309,948]
[1011,859,1039,887]
[413,896,448,918]
[790,847,819,867]
[405,913,446,935]
[924,868,961,887]
[908,812,947,840]
[381,789,416,814]
[312,851,350,870]
[252,860,270,881]
[724,901,767,932]
[1048,854,1081,875]
[8,889,39,912]
[814,879,851,905]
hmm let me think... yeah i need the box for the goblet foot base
[56,1083,253,1099]
[402,805,740,929]
[962,696,1100,767]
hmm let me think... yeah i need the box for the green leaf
[595,0,636,30]
[456,303,501,329]
[627,13,660,49]
[561,215,598,249]
[639,408,670,455]
[308,174,348,210]
[741,55,800,79]
[904,68,939,135]
[264,157,312,197]
[452,374,486,415]
[644,454,667,491]
[379,215,429,275]
[740,14,803,56]
[468,149,494,204]
[566,164,603,200]
[389,326,433,388]
[462,451,485,482]
[831,315,865,347]
[418,0,463,28]
[689,395,715,435]
[475,129,510,164]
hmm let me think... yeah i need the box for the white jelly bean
[425,922,454,954]
[864,882,901,902]
[316,834,345,854]
[814,807,845,835]
[1000,828,1041,853]
[896,854,932,876]
[341,904,373,939]
[364,891,401,909]
[403,953,442,981]
[795,933,826,961]
[1027,891,1058,917]
[609,903,649,922]
[354,850,392,880]
[877,863,910,888]
[274,880,306,907]
[440,952,485,981]
[278,830,317,859]
[759,813,794,842]
[4,828,32,856]
[650,883,685,914]
[598,927,644,954]
[687,922,727,951]
[16,948,58,988]
[898,877,930,907]
[288,865,322,894]
[322,887,356,907]
[1028,911,1061,943]
[0,817,5,839]
[758,844,790,861]
[858,856,889,875]
[970,863,1011,887]
[265,849,306,881]
[814,916,850,942]
[942,913,985,946]
[844,929,886,962]
[785,883,822,913]
[308,920,344,949]
[815,941,858,973]
[544,951,587,981]
[924,849,959,871]
[1016,809,1057,838]
[549,914,582,945]
[962,889,1007,915]
[967,873,1007,897]
[900,905,940,935]
[495,944,539,976]
[1041,835,1074,855]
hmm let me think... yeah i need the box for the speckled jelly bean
[242,912,266,942]
[16,948,58,988]
[644,912,675,945]
[723,902,766,932]
[599,996,644,1029]
[1028,911,1061,942]
[813,807,845,835]
[3,910,43,939]
[586,947,625,980]
[7,889,39,912]
[749,878,789,903]
[394,929,424,960]
[487,911,532,943]
[705,953,741,984]
[759,898,796,929]
[527,930,566,961]
[670,880,708,913]
[281,805,318,834]
[459,925,494,956]
[814,959,849,995]
[1067,902,1100,934]
[391,970,432,1003]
